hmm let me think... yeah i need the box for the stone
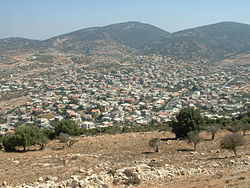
[38,177,44,183]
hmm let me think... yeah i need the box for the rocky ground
[0,131,250,188]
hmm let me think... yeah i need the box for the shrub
[58,133,76,148]
[226,120,243,133]
[123,169,141,186]
[220,133,245,156]
[187,131,202,150]
[148,138,161,152]
[171,107,204,138]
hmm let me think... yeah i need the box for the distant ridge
[144,21,250,63]
[1,21,250,63]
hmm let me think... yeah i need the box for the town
[0,54,249,134]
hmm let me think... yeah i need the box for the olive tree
[171,107,204,138]
[187,131,202,151]
[220,133,245,156]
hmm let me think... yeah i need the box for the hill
[38,21,169,56]
[1,21,250,63]
[144,22,250,63]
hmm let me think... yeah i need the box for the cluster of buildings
[0,55,249,133]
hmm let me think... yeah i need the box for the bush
[55,119,79,136]
[187,131,202,150]
[148,138,161,152]
[220,133,245,156]
[171,107,204,138]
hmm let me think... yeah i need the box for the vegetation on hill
[0,109,249,153]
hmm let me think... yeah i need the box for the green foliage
[2,126,48,151]
[171,107,204,138]
[42,129,56,140]
[78,123,169,137]
[2,134,22,151]
[0,116,6,124]
[55,119,79,136]
[148,138,161,152]
[220,133,245,156]
[187,131,202,150]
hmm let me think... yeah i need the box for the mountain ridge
[1,21,250,63]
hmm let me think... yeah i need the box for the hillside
[0,131,250,188]
[0,37,40,53]
[144,22,250,63]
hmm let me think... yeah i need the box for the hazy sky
[1,0,250,40]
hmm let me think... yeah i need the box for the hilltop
[1,21,250,63]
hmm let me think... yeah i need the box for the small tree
[220,133,245,156]
[171,107,204,138]
[58,133,76,148]
[149,138,161,152]
[187,131,202,150]
[239,118,250,135]
[205,124,221,140]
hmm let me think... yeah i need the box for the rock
[2,181,7,186]
[244,161,249,165]
[45,176,58,182]
[38,177,44,183]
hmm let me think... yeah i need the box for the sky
[0,0,250,40]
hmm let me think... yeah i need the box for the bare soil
[0,131,249,187]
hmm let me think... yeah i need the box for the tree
[171,107,204,138]
[55,119,79,136]
[148,138,161,152]
[187,131,202,150]
[2,126,48,151]
[205,124,221,140]
[220,133,245,156]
